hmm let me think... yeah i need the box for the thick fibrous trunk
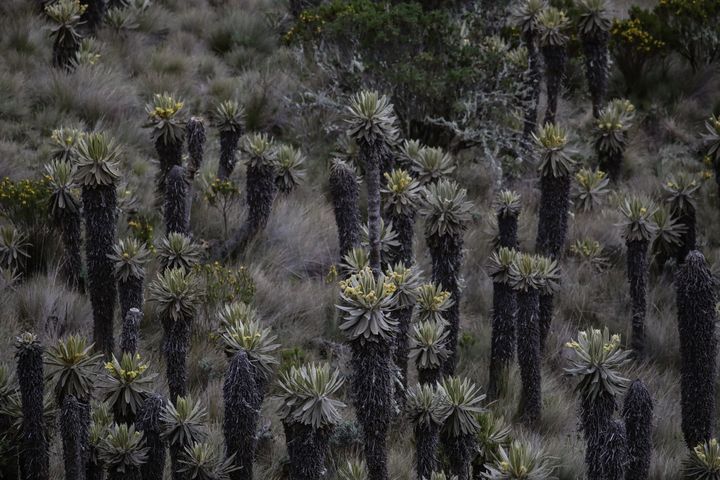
[444,433,476,480]
[536,174,571,259]
[626,239,649,356]
[488,282,516,400]
[418,367,442,386]
[136,394,166,480]
[16,341,49,480]
[675,251,717,448]
[163,316,192,405]
[82,185,118,357]
[329,161,361,260]
[154,137,183,207]
[582,393,618,480]
[351,340,393,480]
[120,308,142,356]
[217,130,241,180]
[57,209,83,290]
[522,31,541,138]
[80,0,106,33]
[118,275,143,326]
[393,305,414,410]
[497,211,518,249]
[536,173,570,350]
[361,140,383,276]
[675,207,696,264]
[185,117,206,228]
[53,37,79,71]
[224,350,261,480]
[61,395,89,480]
[428,234,463,376]
[164,165,189,236]
[623,380,653,480]
[598,149,623,182]
[108,466,141,480]
[541,44,567,126]
[387,212,414,267]
[581,32,609,118]
[86,460,103,480]
[516,288,541,426]
[246,162,277,234]
[283,422,332,480]
[414,422,440,480]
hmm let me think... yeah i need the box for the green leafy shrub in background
[654,0,720,72]
[286,0,518,149]
[609,12,665,93]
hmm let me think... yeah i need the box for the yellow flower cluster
[424,290,450,311]
[538,126,567,150]
[148,93,184,121]
[204,178,239,204]
[611,18,665,53]
[339,269,395,304]
[0,177,52,224]
[104,353,148,382]
[385,171,413,194]
[127,217,154,246]
[575,168,606,188]
[196,262,255,305]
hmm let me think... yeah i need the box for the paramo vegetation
[0,0,720,479]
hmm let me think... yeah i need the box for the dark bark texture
[522,31,541,138]
[283,421,332,480]
[444,433,476,480]
[418,367,442,386]
[240,160,277,248]
[52,35,79,71]
[120,308,142,356]
[351,340,393,480]
[675,207,696,264]
[598,148,623,182]
[217,130,242,180]
[86,460,103,480]
[118,275,144,328]
[581,32,610,118]
[582,392,620,480]
[163,316,192,405]
[136,393,166,480]
[516,288,541,426]
[164,165,189,236]
[82,185,118,357]
[623,379,653,480]
[393,305,414,411]
[487,282,517,400]
[626,239,649,356]
[536,173,571,350]
[329,161,361,261]
[185,117,206,228]
[57,208,83,290]
[154,137,183,207]
[675,250,717,448]
[497,211,519,249]
[428,233,463,376]
[16,340,49,480]
[542,44,567,125]
[108,466,141,480]
[61,395,89,480]
[224,350,261,480]
[387,211,415,267]
[414,422,440,480]
[80,0,106,33]
[361,140,383,276]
